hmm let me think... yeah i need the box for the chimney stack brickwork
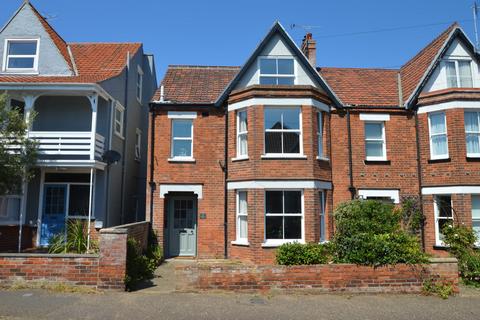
[301,33,317,67]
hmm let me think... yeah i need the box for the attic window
[4,39,39,72]
[259,58,294,85]
[445,60,473,88]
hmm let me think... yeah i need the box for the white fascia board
[159,184,203,199]
[358,189,400,204]
[0,83,113,101]
[359,113,391,121]
[227,180,332,190]
[422,185,480,195]
[167,111,198,119]
[417,100,480,114]
[228,98,330,112]
[36,160,106,170]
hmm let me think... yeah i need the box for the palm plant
[48,219,98,254]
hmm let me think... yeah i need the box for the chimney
[301,33,317,67]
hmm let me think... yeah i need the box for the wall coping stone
[100,228,128,234]
[429,257,457,263]
[0,253,99,258]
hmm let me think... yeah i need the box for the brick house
[0,1,157,251]
[148,21,480,263]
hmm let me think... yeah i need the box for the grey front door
[168,197,197,257]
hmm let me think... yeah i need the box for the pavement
[1,287,480,320]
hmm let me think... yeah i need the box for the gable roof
[215,21,343,108]
[0,2,142,85]
[400,23,460,107]
[319,67,400,107]
[153,65,240,104]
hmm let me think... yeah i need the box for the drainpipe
[346,109,356,199]
[120,52,130,224]
[223,105,229,259]
[148,105,156,225]
[414,110,426,251]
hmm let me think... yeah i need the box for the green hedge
[276,242,331,265]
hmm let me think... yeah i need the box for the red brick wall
[0,228,127,290]
[148,107,226,259]
[175,258,459,293]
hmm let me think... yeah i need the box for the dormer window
[259,58,294,85]
[4,39,39,72]
[445,59,473,88]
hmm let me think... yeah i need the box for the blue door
[40,184,67,246]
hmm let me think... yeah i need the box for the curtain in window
[237,192,248,240]
[458,61,473,87]
[430,113,447,156]
[465,112,480,155]
[446,61,458,88]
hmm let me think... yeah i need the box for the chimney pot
[301,33,316,67]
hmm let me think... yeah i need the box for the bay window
[429,112,448,159]
[265,190,303,245]
[434,195,453,246]
[472,195,480,246]
[236,110,248,158]
[235,191,248,244]
[465,111,480,157]
[319,191,326,242]
[445,60,473,88]
[264,107,302,156]
[259,58,295,85]
[364,122,386,160]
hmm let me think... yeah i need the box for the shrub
[332,200,428,266]
[125,237,163,291]
[422,277,455,299]
[442,224,480,285]
[48,219,98,254]
[276,242,331,265]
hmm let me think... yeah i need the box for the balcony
[28,131,105,160]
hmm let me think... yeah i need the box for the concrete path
[1,287,480,320]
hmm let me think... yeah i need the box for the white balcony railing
[24,131,106,160]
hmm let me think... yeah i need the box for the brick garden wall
[110,221,150,251]
[175,258,459,294]
[0,227,128,290]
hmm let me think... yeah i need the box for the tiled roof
[29,3,74,72]
[0,43,141,84]
[153,65,240,104]
[319,67,400,107]
[400,23,458,103]
[153,23,460,108]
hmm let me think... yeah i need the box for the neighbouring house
[0,1,157,251]
[148,21,480,264]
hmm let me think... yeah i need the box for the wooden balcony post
[87,94,98,161]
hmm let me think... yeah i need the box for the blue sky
[0,0,477,80]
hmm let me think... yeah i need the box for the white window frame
[0,195,22,224]
[443,59,474,88]
[465,110,480,157]
[43,182,92,220]
[364,121,387,161]
[434,195,453,246]
[263,106,304,158]
[319,190,326,243]
[136,66,143,104]
[232,190,249,245]
[114,103,125,139]
[170,119,194,161]
[2,38,40,73]
[263,189,304,247]
[428,112,449,160]
[135,128,142,161]
[358,189,400,204]
[317,112,325,159]
[236,109,248,159]
[472,195,480,247]
[258,57,296,85]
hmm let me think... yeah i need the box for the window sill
[261,154,307,160]
[0,71,39,75]
[433,245,449,250]
[261,240,305,248]
[364,160,391,165]
[232,156,249,162]
[428,158,451,164]
[316,156,330,162]
[168,158,196,163]
[231,240,250,246]
[466,156,480,162]
[114,132,125,140]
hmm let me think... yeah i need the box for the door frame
[166,195,198,258]
[39,183,68,246]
